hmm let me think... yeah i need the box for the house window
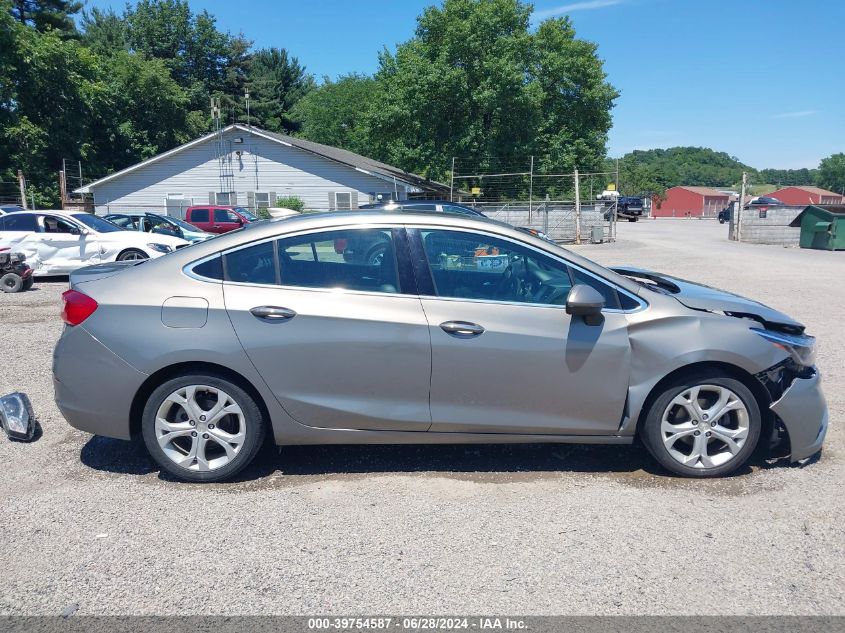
[255,192,270,208]
[216,192,235,206]
[335,192,352,210]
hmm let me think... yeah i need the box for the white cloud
[771,110,817,119]
[533,0,622,19]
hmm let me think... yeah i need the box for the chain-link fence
[449,158,620,243]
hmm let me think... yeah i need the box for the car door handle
[250,306,296,321]
[440,321,485,337]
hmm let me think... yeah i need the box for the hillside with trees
[613,147,832,199]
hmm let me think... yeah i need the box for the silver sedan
[53,212,827,482]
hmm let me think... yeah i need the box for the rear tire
[640,372,761,477]
[141,373,266,483]
[628,217,638,222]
[117,248,148,262]
[1,272,23,293]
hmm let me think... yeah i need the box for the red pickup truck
[184,206,259,234]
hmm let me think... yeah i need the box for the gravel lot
[0,219,842,616]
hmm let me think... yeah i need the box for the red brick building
[653,186,730,218]
[768,186,842,206]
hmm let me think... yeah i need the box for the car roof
[169,210,643,295]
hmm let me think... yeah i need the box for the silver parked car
[53,212,827,482]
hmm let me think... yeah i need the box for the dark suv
[616,196,644,222]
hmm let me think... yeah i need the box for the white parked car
[0,210,189,275]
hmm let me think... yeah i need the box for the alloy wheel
[154,385,246,472]
[660,384,750,469]
[119,250,147,261]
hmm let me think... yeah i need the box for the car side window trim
[405,225,646,313]
[189,225,418,297]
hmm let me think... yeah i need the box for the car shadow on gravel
[79,435,807,484]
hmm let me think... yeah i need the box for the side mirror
[566,284,605,322]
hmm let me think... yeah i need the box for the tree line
[614,147,845,199]
[0,0,619,206]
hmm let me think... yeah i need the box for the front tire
[117,248,148,262]
[141,374,266,482]
[22,276,34,290]
[640,372,761,477]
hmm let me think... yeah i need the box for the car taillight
[61,290,98,326]
[334,239,348,254]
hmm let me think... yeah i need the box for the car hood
[610,266,805,333]
[100,231,188,248]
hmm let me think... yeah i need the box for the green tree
[10,0,80,35]
[247,48,314,133]
[292,74,377,153]
[123,0,237,115]
[365,0,618,184]
[816,153,845,195]
[80,7,127,55]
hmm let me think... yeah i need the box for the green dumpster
[789,204,845,250]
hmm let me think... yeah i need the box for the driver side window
[420,230,573,306]
[40,215,78,234]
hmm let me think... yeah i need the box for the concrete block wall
[738,205,803,246]
[479,203,610,243]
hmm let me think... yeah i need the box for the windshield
[234,207,259,221]
[167,216,201,232]
[73,214,125,233]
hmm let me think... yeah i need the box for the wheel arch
[632,360,773,441]
[129,361,271,438]
[116,247,148,261]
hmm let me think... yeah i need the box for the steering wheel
[493,265,517,300]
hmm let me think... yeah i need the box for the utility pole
[528,155,534,221]
[17,170,27,210]
[736,171,747,242]
[59,170,67,209]
[449,157,455,202]
[574,168,581,244]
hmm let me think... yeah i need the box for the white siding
[90,129,417,215]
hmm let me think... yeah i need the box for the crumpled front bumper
[770,369,828,462]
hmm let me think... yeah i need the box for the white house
[76,124,449,216]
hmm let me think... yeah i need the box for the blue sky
[83,0,844,169]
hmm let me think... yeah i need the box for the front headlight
[147,243,173,254]
[752,328,816,366]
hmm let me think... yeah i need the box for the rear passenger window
[0,213,38,232]
[191,209,209,223]
[278,229,399,294]
[192,256,223,280]
[224,242,276,285]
